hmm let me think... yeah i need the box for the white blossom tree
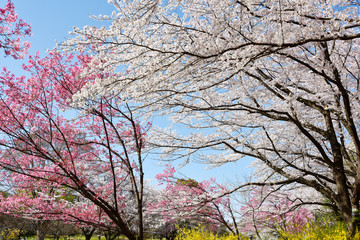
[62,0,360,232]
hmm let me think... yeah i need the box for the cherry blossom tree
[0,0,31,59]
[238,187,314,238]
[148,165,239,236]
[61,0,360,232]
[0,51,152,240]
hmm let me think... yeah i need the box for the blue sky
[4,0,253,185]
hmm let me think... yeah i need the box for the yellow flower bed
[279,221,360,240]
[175,225,249,240]
[0,228,22,240]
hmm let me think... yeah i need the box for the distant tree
[80,227,96,240]
[149,165,239,235]
[47,221,78,240]
[239,187,314,238]
[0,213,31,240]
[153,221,177,240]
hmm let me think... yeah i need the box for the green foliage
[0,228,22,240]
[176,178,199,188]
[278,221,359,240]
[175,225,249,240]
[0,191,10,198]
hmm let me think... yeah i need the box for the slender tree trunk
[36,229,46,240]
[36,220,50,240]
[81,227,96,240]
[350,171,360,236]
[137,195,144,240]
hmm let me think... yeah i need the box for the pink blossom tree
[0,0,31,59]
[0,51,151,240]
[148,165,240,236]
[239,187,315,238]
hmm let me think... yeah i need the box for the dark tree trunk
[36,220,50,240]
[81,227,96,240]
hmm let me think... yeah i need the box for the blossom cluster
[0,0,31,59]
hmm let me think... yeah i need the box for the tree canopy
[61,0,360,231]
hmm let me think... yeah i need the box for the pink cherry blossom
[0,50,150,240]
[149,165,239,235]
[239,187,314,237]
[0,0,31,59]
